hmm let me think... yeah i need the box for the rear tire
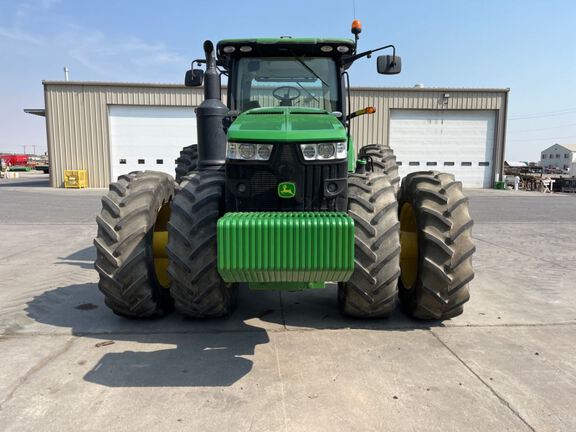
[167,170,238,318]
[359,144,400,194]
[175,144,198,182]
[397,171,475,320]
[94,171,175,318]
[338,173,401,318]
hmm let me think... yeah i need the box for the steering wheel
[272,86,301,105]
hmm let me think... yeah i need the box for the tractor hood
[227,107,347,143]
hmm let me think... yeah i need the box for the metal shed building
[38,81,508,188]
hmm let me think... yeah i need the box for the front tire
[94,171,175,318]
[397,171,475,320]
[338,173,401,318]
[167,170,238,318]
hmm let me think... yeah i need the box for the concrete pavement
[0,179,575,431]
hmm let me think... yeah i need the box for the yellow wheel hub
[152,203,171,288]
[399,202,418,289]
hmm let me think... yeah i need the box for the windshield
[234,57,339,112]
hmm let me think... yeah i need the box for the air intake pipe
[196,40,228,170]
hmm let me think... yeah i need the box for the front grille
[225,143,347,212]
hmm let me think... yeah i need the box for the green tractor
[94,22,474,320]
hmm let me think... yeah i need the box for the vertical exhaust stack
[196,40,228,170]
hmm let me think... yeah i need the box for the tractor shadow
[25,281,274,388]
[56,245,96,270]
[25,247,440,388]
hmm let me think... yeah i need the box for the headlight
[227,142,273,160]
[318,143,335,159]
[239,143,256,159]
[299,142,347,161]
[302,145,317,159]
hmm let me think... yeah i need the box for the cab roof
[216,38,355,58]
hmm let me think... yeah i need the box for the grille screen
[226,143,346,212]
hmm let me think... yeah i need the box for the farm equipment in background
[0,154,49,173]
[94,21,475,320]
[0,154,30,171]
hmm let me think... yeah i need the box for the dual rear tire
[167,170,238,317]
[338,173,400,318]
[94,171,175,318]
[339,169,475,319]
[397,171,475,319]
[94,169,235,319]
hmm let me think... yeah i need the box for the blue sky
[1,0,575,160]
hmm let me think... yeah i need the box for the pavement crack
[430,330,537,432]
[0,336,76,411]
[272,336,288,432]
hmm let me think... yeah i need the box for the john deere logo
[278,182,296,198]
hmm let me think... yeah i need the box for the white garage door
[389,110,495,188]
[108,105,196,181]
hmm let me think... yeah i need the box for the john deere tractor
[94,22,474,320]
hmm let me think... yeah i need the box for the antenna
[350,0,361,53]
[63,66,69,81]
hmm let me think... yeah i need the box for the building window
[444,162,455,166]
[556,154,560,158]
[138,159,145,164]
[156,159,163,164]
[565,154,570,158]
[550,154,554,158]
[409,161,420,166]
[119,159,126,164]
[479,162,490,166]
[564,165,569,170]
[426,162,437,166]
[397,161,403,166]
[542,154,546,159]
[461,162,472,166]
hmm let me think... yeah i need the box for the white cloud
[0,26,43,45]
[0,4,187,80]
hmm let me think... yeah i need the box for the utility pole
[23,145,27,155]
[32,145,37,155]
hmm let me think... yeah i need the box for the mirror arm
[191,58,229,74]
[342,44,396,66]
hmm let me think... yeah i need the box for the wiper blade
[294,57,329,88]
[295,81,320,104]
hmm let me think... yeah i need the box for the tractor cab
[217,38,354,115]
[184,37,399,213]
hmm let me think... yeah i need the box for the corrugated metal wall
[44,83,206,188]
[44,82,508,188]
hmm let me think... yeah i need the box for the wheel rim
[399,202,418,290]
[152,203,171,288]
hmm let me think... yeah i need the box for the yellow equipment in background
[64,170,88,188]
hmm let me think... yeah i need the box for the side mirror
[185,69,204,87]
[377,55,401,75]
